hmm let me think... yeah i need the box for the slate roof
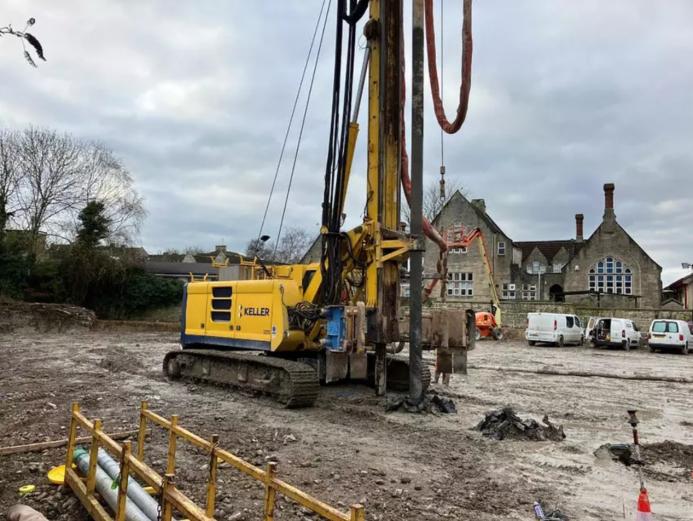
[144,261,219,278]
[147,250,244,264]
[513,240,585,263]
[665,273,693,290]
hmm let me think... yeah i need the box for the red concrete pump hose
[425,0,473,134]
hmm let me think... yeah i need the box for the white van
[584,316,606,340]
[647,319,693,354]
[589,318,641,350]
[526,313,584,347]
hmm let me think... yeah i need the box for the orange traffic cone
[636,488,653,520]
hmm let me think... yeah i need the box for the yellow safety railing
[64,401,366,521]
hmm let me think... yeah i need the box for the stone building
[424,184,662,308]
[423,192,513,304]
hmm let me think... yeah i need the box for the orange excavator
[424,224,503,341]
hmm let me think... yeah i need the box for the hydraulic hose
[424,0,473,134]
[402,0,474,300]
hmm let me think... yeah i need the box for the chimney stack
[575,213,584,242]
[471,198,486,214]
[603,183,615,221]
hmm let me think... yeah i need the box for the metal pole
[627,410,645,491]
[409,0,425,404]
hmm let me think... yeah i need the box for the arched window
[588,257,632,294]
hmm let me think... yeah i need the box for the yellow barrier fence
[64,401,366,521]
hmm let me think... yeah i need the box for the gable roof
[665,273,693,290]
[432,190,509,238]
[585,220,662,270]
[514,240,584,263]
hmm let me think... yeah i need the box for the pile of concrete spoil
[385,392,457,414]
[475,407,566,441]
[595,440,693,482]
[0,301,95,333]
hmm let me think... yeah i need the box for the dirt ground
[1,330,692,520]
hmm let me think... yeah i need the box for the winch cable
[320,0,367,305]
[438,0,446,201]
[273,0,333,257]
[425,0,473,134]
[257,0,329,243]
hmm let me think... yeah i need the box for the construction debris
[475,407,565,441]
[596,440,693,482]
[385,392,457,414]
[0,302,95,333]
[533,500,568,520]
[594,443,634,465]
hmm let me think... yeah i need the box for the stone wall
[425,300,693,332]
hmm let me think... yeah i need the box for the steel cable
[257,0,329,242]
[273,0,333,257]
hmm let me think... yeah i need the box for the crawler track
[163,349,320,408]
[163,350,430,408]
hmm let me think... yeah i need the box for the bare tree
[15,128,86,252]
[246,237,273,260]
[273,227,312,264]
[0,130,20,240]
[4,128,145,252]
[72,142,146,245]
[402,179,469,226]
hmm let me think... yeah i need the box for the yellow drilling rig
[163,0,475,407]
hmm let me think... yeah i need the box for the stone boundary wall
[422,300,693,332]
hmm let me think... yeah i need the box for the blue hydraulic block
[324,306,346,351]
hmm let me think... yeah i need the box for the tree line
[0,127,181,317]
[0,127,145,251]
[245,226,315,265]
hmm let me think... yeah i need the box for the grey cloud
[1,0,691,284]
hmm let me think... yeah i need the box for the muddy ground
[1,330,692,520]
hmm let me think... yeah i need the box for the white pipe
[96,448,163,521]
[73,448,152,521]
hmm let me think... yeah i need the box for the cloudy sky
[2,1,692,284]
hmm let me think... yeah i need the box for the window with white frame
[588,257,632,294]
[501,283,516,299]
[552,263,563,273]
[446,271,474,297]
[498,241,506,256]
[528,260,545,274]
[521,284,537,300]
[449,246,467,254]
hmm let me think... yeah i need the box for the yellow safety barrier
[64,401,366,521]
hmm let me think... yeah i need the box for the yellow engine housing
[181,278,310,353]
